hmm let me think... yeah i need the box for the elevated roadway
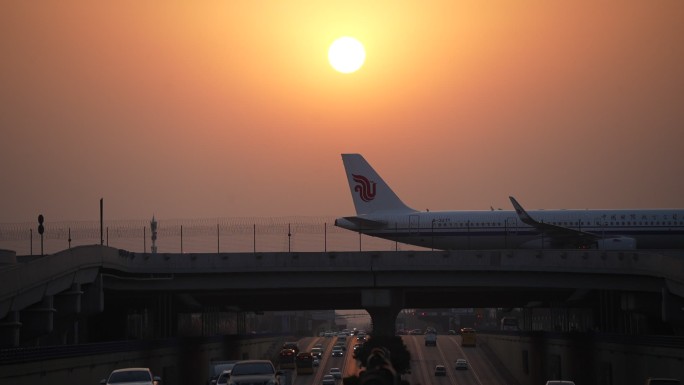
[1,245,684,346]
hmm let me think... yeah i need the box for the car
[322,375,335,385]
[434,365,446,376]
[228,360,281,385]
[331,347,344,357]
[545,382,576,385]
[311,347,323,358]
[215,370,231,385]
[330,368,342,379]
[312,358,320,367]
[409,329,422,335]
[208,361,239,385]
[425,332,437,346]
[100,368,161,385]
[282,342,299,354]
[448,329,457,335]
[455,359,468,370]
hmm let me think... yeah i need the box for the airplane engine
[519,238,553,249]
[597,236,637,250]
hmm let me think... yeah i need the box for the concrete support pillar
[49,315,80,345]
[21,295,56,341]
[67,319,79,345]
[81,275,104,315]
[154,292,177,339]
[362,289,403,337]
[237,312,247,334]
[598,290,621,333]
[366,307,401,337]
[49,283,84,345]
[0,311,21,347]
[54,283,83,314]
[662,287,684,322]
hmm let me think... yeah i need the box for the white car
[321,375,335,385]
[455,359,468,370]
[330,368,342,379]
[228,360,280,385]
[100,368,161,385]
[311,347,323,358]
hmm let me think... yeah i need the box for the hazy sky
[2,1,683,223]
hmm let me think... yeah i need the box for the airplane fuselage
[335,208,684,250]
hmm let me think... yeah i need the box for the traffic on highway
[274,330,512,385]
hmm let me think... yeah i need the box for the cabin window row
[431,221,684,228]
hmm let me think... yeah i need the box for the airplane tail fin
[341,154,417,215]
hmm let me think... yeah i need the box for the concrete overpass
[1,245,684,346]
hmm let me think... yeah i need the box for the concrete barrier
[0,335,292,385]
[479,332,684,385]
[0,249,16,265]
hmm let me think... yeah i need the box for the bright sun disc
[328,37,366,74]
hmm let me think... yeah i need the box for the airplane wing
[509,196,600,248]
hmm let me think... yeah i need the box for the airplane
[334,154,684,250]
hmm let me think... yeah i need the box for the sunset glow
[1,1,683,225]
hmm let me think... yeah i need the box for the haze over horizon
[2,1,683,224]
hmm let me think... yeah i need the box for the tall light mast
[150,215,158,254]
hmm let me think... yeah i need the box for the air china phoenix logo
[352,174,377,202]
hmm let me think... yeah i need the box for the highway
[286,334,514,385]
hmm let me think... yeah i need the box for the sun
[328,37,366,74]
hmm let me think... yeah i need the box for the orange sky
[1,1,683,222]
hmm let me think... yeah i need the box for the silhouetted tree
[344,334,411,385]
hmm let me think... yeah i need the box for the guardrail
[484,330,684,349]
[0,333,286,365]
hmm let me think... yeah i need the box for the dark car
[100,368,161,385]
[282,342,299,354]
